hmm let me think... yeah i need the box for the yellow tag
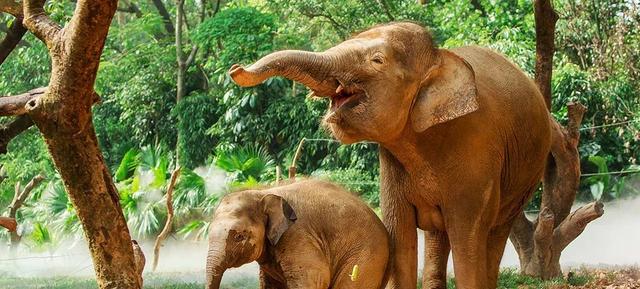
[350,264,360,282]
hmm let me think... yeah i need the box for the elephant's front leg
[422,230,450,289]
[259,268,285,289]
[382,194,418,289]
[279,249,330,289]
[445,182,499,289]
[380,149,418,289]
[283,268,330,289]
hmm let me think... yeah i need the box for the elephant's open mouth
[329,82,365,111]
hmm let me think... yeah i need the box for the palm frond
[114,148,140,182]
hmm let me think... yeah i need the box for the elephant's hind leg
[486,220,514,288]
[421,230,450,289]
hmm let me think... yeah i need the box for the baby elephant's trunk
[206,248,225,289]
[206,273,222,289]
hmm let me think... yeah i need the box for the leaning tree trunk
[0,0,140,288]
[509,0,604,279]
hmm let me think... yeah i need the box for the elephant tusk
[349,264,360,282]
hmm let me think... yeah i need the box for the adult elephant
[229,22,551,289]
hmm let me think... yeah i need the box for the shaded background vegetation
[0,0,638,249]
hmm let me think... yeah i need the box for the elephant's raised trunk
[229,50,338,97]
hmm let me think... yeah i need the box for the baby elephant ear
[261,194,297,246]
[411,49,479,132]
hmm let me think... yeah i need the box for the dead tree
[152,167,181,271]
[0,0,141,287]
[508,0,604,279]
[289,138,306,179]
[8,174,45,253]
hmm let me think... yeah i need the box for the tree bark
[0,0,142,287]
[534,0,559,110]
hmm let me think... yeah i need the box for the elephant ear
[411,49,479,132]
[261,194,297,246]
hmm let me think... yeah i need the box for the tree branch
[0,87,46,116]
[9,174,45,218]
[532,207,554,264]
[151,0,175,35]
[541,102,585,226]
[118,0,142,18]
[0,0,22,17]
[22,0,62,47]
[509,212,534,264]
[553,201,604,251]
[0,115,34,154]
[0,17,27,65]
[289,138,306,179]
[152,167,181,271]
[565,102,586,145]
[0,216,17,232]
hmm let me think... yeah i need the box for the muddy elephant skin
[205,180,389,289]
[229,22,552,289]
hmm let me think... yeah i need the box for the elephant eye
[371,52,385,65]
[234,234,247,242]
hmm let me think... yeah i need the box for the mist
[1,197,638,283]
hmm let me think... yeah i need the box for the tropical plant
[213,145,275,183]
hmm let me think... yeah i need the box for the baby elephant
[205,179,389,289]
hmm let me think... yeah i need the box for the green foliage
[1,0,639,246]
[214,145,274,183]
[173,93,219,168]
[194,6,278,66]
[312,167,379,207]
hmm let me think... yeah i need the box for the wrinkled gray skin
[205,180,389,289]
[229,22,551,289]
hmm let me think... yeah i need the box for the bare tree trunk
[174,0,202,165]
[8,174,45,254]
[0,0,141,287]
[509,0,604,279]
[289,138,306,179]
[534,0,558,109]
[152,168,181,271]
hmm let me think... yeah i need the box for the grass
[441,268,592,289]
[0,269,591,289]
[0,273,258,289]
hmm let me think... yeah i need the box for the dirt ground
[552,267,640,289]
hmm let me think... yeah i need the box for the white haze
[1,184,638,283]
